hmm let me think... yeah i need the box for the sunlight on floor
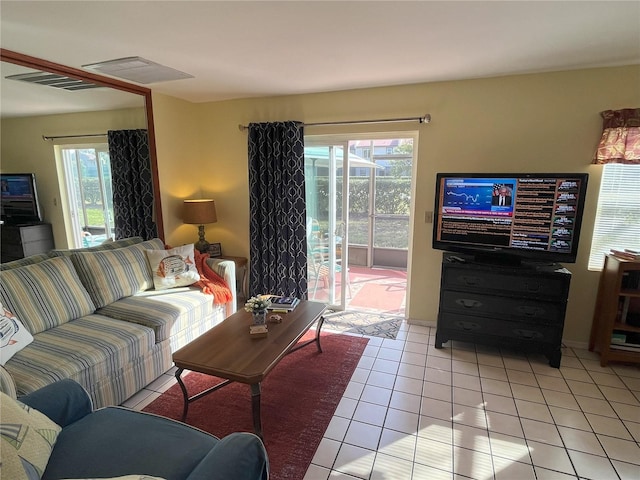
[304,321,640,479]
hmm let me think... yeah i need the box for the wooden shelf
[619,289,640,298]
[613,322,640,334]
[602,349,640,363]
[589,254,640,366]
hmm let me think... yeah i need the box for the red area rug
[143,331,368,480]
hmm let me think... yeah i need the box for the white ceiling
[0,62,145,118]
[1,1,639,117]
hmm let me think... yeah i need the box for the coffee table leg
[175,367,189,421]
[315,315,325,353]
[251,383,263,439]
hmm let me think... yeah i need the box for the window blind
[588,163,640,270]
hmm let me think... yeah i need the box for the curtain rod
[42,133,107,141]
[237,114,431,132]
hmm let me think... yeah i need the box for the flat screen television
[432,173,589,264]
[0,173,43,224]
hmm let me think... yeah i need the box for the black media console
[435,252,572,368]
[0,223,54,263]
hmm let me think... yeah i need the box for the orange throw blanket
[164,245,233,304]
[192,249,234,304]
[163,244,233,304]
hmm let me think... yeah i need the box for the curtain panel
[593,108,640,165]
[107,129,158,240]
[247,121,308,298]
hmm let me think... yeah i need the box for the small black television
[0,173,43,224]
[432,173,589,264]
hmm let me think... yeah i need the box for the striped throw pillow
[71,238,164,309]
[0,253,52,271]
[0,256,96,334]
[48,236,144,257]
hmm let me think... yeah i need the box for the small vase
[252,310,267,325]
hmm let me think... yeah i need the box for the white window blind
[588,163,640,270]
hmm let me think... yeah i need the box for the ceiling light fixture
[82,56,193,84]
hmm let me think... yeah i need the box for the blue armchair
[18,379,269,480]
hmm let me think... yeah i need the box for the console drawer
[442,268,568,300]
[440,290,564,324]
[1,223,54,263]
[438,312,561,343]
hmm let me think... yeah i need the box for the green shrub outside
[81,177,103,205]
[80,178,113,229]
[84,175,411,246]
[85,207,106,226]
[311,177,411,248]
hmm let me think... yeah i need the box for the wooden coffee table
[172,300,326,438]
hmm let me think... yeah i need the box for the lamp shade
[183,199,217,225]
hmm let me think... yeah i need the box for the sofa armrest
[18,379,92,427]
[207,258,237,316]
[186,432,268,480]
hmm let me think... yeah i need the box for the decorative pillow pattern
[71,239,164,309]
[0,391,62,480]
[0,256,96,335]
[0,305,34,366]
[145,244,200,291]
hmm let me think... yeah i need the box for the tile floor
[123,321,640,480]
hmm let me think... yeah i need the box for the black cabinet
[435,253,571,367]
[1,223,54,263]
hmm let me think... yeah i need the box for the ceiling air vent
[5,71,102,91]
[82,56,193,84]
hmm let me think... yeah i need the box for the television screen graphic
[441,178,516,216]
[0,174,42,223]
[433,173,588,263]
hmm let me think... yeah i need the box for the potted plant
[244,295,272,325]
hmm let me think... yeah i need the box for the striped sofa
[0,237,236,408]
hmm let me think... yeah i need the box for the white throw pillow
[0,304,34,366]
[145,244,200,291]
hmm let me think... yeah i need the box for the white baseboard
[407,318,436,328]
[562,339,589,350]
[405,319,591,351]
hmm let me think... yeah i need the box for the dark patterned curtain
[248,121,308,298]
[107,129,158,240]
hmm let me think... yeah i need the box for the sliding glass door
[305,133,416,315]
[305,142,350,309]
[60,144,114,248]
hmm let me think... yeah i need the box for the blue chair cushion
[43,407,220,480]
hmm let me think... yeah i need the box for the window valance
[593,108,640,165]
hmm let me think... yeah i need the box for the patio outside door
[304,142,350,310]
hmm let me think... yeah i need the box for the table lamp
[183,199,217,253]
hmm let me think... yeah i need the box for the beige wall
[1,108,146,247]
[152,93,205,247]
[148,66,640,345]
